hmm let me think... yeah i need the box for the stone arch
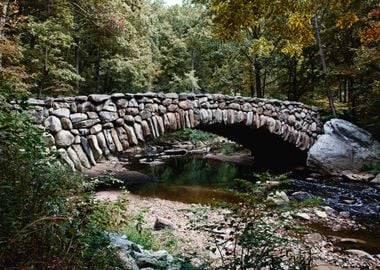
[28,93,322,171]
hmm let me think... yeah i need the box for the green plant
[0,106,124,269]
[123,224,158,250]
[175,128,215,143]
[230,178,259,194]
[217,142,242,155]
[76,224,126,269]
[133,207,148,233]
[89,192,129,231]
[253,172,290,182]
[91,172,125,188]
[123,208,180,252]
[362,163,380,175]
[288,198,325,209]
[90,197,159,250]
[157,128,215,145]
[209,210,312,269]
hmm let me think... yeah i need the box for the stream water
[115,151,380,254]
[121,154,248,204]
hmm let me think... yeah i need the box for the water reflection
[122,155,252,204]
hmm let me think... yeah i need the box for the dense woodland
[0,0,379,136]
[0,1,379,269]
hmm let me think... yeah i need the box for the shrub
[210,210,312,270]
[0,105,124,269]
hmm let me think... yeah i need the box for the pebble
[339,211,350,218]
[314,210,328,219]
[322,206,336,215]
[305,233,323,243]
[294,212,311,220]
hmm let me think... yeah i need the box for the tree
[205,0,360,114]
[20,0,83,97]
[0,0,29,100]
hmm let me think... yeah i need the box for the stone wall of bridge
[27,92,322,171]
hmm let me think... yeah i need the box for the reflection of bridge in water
[29,92,322,170]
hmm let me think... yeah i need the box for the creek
[107,150,380,254]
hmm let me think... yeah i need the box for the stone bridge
[28,92,323,171]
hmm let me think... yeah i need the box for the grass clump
[90,192,180,253]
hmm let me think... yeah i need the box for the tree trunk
[262,67,267,97]
[254,61,262,98]
[0,0,10,69]
[249,63,255,97]
[74,38,80,89]
[95,48,101,91]
[314,15,337,118]
[191,48,196,93]
[291,58,298,100]
[348,76,356,121]
[38,46,49,99]
[343,77,347,103]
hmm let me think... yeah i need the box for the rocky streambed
[89,145,380,269]
[96,189,379,269]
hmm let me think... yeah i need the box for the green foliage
[91,205,159,251]
[253,172,290,183]
[1,0,378,137]
[89,192,129,231]
[75,224,126,270]
[158,128,215,143]
[231,178,259,195]
[89,195,180,252]
[216,142,241,155]
[177,128,215,142]
[0,106,124,269]
[209,211,312,269]
[91,172,125,188]
[123,224,158,250]
[292,198,325,208]
[362,163,380,175]
[230,173,290,196]
[169,70,201,93]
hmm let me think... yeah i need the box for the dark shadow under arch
[196,124,307,170]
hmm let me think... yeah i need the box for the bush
[0,106,124,269]
[210,209,312,269]
[158,128,215,144]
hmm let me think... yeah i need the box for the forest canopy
[0,0,379,136]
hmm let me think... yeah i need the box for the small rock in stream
[164,149,188,156]
[339,211,350,218]
[290,191,314,201]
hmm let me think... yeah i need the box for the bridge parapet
[26,93,323,171]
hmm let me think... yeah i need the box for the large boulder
[307,119,380,175]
